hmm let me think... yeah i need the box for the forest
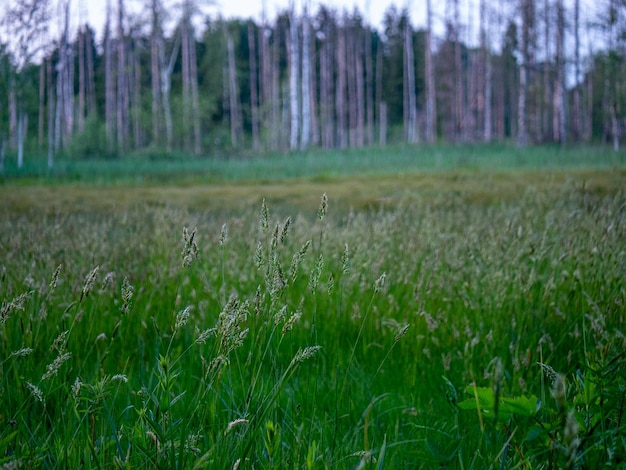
[0,0,625,167]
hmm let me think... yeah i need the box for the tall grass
[1,179,625,468]
[1,143,624,183]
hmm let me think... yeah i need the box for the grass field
[1,146,626,468]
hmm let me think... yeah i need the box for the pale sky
[71,0,431,36]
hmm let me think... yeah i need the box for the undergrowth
[1,182,625,468]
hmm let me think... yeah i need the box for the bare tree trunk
[8,79,17,148]
[356,26,365,147]
[301,8,311,150]
[131,43,143,148]
[189,30,201,155]
[86,26,96,117]
[248,22,260,152]
[0,137,5,173]
[572,0,581,141]
[38,57,46,148]
[17,112,26,169]
[542,0,551,141]
[553,0,566,143]
[375,35,384,146]
[47,58,54,168]
[288,11,300,151]
[117,0,129,152]
[364,27,374,146]
[63,31,74,143]
[104,0,115,149]
[379,102,387,146]
[226,32,241,148]
[336,24,347,148]
[271,27,280,150]
[453,0,464,141]
[78,26,86,134]
[151,0,162,146]
[260,20,272,149]
[480,0,492,141]
[54,0,72,152]
[518,0,533,147]
[308,20,319,147]
[404,19,417,143]
[320,21,334,148]
[425,0,437,143]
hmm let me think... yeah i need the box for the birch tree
[404,14,417,143]
[425,0,436,143]
[288,9,300,151]
[553,0,566,143]
[518,0,534,146]
[2,0,50,167]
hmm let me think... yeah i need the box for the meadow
[1,146,625,468]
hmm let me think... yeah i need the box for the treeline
[1,0,625,167]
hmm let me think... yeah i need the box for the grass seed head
[175,306,192,331]
[374,272,387,293]
[181,227,199,267]
[11,347,33,358]
[260,198,269,232]
[224,418,249,435]
[293,345,322,364]
[280,217,291,244]
[121,277,134,314]
[49,264,62,290]
[318,193,328,220]
[1,291,33,326]
[26,381,45,405]
[42,352,72,380]
[81,266,100,299]
[219,223,228,246]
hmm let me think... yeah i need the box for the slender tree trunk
[425,0,437,143]
[572,0,581,141]
[309,20,319,147]
[249,22,260,152]
[260,22,272,149]
[86,26,96,116]
[553,0,566,143]
[404,20,417,143]
[160,33,180,151]
[376,35,385,146]
[226,32,241,148]
[47,58,54,168]
[300,8,311,150]
[336,24,347,148]
[38,57,46,148]
[453,0,464,141]
[17,112,26,169]
[481,0,492,141]
[8,78,17,148]
[518,0,533,147]
[271,27,280,150]
[364,28,374,146]
[104,0,114,149]
[320,22,334,148]
[354,24,365,147]
[78,26,86,134]
[288,11,300,151]
[117,0,129,152]
[131,43,143,148]
[57,0,73,147]
[189,29,201,155]
[543,0,551,141]
[151,0,162,146]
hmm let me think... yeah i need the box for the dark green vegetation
[1,152,625,468]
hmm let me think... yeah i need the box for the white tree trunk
[300,8,311,150]
[289,12,300,151]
